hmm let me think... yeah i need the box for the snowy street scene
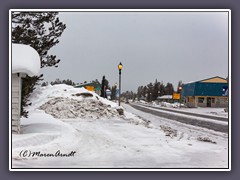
[10,10,230,170]
[12,84,228,168]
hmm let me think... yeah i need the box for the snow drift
[39,96,121,119]
[29,84,146,125]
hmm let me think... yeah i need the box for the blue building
[182,76,228,108]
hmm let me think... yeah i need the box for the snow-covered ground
[138,101,228,118]
[11,85,229,169]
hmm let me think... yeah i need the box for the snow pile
[160,102,177,108]
[160,125,178,138]
[28,84,122,119]
[160,102,184,108]
[12,110,80,160]
[39,97,121,119]
[197,136,217,144]
[28,84,118,110]
[29,84,146,124]
[123,110,153,128]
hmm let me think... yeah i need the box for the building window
[212,98,215,103]
[188,97,194,103]
[198,97,204,103]
[219,98,227,103]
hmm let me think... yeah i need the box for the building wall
[195,96,206,107]
[208,96,228,107]
[194,82,228,96]
[185,96,228,108]
[12,73,21,134]
[182,77,228,108]
[182,78,228,98]
[185,96,197,108]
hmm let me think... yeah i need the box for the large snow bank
[28,84,118,109]
[12,43,40,76]
[29,84,127,120]
[39,97,121,119]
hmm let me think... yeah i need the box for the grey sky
[41,11,229,92]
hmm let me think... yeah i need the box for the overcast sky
[40,11,229,92]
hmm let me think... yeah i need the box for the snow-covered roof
[12,43,40,76]
[157,95,172,99]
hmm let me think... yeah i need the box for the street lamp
[118,62,123,106]
[178,86,182,108]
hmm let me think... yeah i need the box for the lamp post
[114,82,117,101]
[178,86,182,108]
[157,91,160,105]
[118,62,123,106]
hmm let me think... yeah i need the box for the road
[129,103,229,133]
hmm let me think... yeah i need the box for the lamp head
[118,62,123,70]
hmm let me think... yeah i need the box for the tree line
[120,79,183,102]
[41,78,76,86]
[136,79,183,102]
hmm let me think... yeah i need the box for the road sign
[106,89,111,96]
[116,89,119,97]
[86,86,94,91]
[172,93,180,100]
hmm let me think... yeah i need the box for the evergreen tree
[125,91,129,99]
[55,78,61,84]
[105,79,110,89]
[142,86,147,98]
[101,76,107,98]
[12,12,66,117]
[62,79,67,84]
[132,93,137,101]
[159,83,166,96]
[165,82,174,95]
[146,83,154,102]
[130,91,134,100]
[66,79,73,85]
[21,75,42,117]
[12,12,66,68]
[137,86,143,100]
[153,79,160,101]
[41,82,48,87]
